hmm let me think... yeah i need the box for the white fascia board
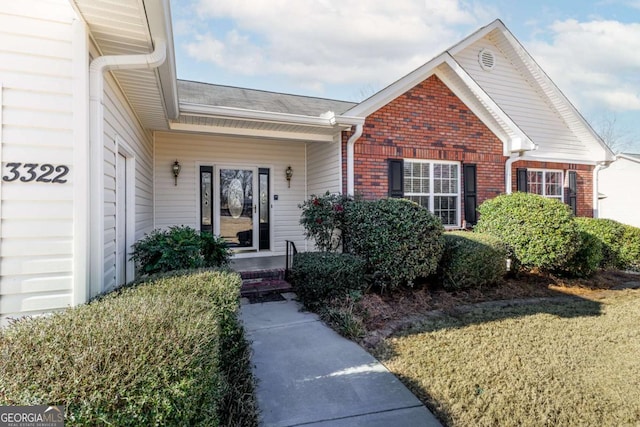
[447,19,503,56]
[179,102,345,129]
[344,54,445,118]
[614,154,640,164]
[442,55,536,153]
[520,154,599,166]
[144,0,179,120]
[169,122,337,142]
[336,115,365,126]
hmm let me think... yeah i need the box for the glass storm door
[216,167,258,249]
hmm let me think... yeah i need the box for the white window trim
[404,159,462,228]
[528,168,564,200]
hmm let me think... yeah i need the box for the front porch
[231,255,293,300]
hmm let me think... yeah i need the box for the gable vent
[478,48,496,71]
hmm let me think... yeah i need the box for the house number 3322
[2,162,69,184]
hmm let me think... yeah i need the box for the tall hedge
[475,192,580,270]
[343,198,444,290]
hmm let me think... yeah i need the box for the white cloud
[529,19,640,112]
[183,0,490,96]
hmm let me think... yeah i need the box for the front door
[215,167,259,250]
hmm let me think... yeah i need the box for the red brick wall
[340,75,595,222]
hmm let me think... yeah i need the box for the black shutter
[567,171,577,215]
[516,168,528,193]
[388,159,404,198]
[463,164,478,226]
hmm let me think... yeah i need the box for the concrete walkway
[240,294,442,427]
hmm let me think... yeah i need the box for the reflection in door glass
[220,169,253,247]
[201,171,212,226]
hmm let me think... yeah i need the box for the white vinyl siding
[306,140,341,196]
[454,37,592,162]
[599,157,640,227]
[0,0,81,325]
[100,67,154,292]
[404,160,461,228]
[154,132,308,254]
[0,0,88,325]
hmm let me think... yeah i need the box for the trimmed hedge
[290,252,367,309]
[343,198,444,290]
[574,217,626,269]
[439,231,508,290]
[621,225,640,271]
[475,193,580,270]
[0,271,257,426]
[556,230,604,278]
[130,226,230,275]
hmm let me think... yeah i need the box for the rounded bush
[131,226,230,275]
[290,252,367,309]
[343,198,444,290]
[556,230,603,278]
[574,217,626,269]
[621,225,640,271]
[439,231,508,290]
[475,192,580,270]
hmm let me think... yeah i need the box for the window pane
[545,171,563,196]
[435,196,457,226]
[527,171,543,195]
[407,195,429,210]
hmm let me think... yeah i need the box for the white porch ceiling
[73,0,172,130]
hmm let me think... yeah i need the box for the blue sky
[171,0,640,152]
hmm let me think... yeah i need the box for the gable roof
[617,153,640,163]
[342,19,615,163]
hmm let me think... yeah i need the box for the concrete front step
[241,279,292,297]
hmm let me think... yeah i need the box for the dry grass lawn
[372,289,640,426]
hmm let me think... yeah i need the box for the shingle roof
[178,80,356,117]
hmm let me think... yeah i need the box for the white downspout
[88,39,167,297]
[592,162,611,218]
[504,153,523,194]
[346,123,363,196]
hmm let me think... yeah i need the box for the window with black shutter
[516,168,528,192]
[463,164,477,225]
[388,158,404,198]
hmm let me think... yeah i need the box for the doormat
[247,293,286,304]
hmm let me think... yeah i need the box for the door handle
[254,205,257,213]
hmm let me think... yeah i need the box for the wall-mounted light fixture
[172,160,181,186]
[285,165,293,188]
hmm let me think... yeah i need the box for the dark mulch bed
[357,270,640,334]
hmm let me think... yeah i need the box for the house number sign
[2,162,69,184]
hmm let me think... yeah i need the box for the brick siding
[341,75,595,223]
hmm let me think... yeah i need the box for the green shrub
[621,225,640,271]
[290,252,367,309]
[475,193,580,270]
[130,226,230,275]
[439,231,508,290]
[299,192,351,252]
[574,217,626,269]
[556,231,604,278]
[0,271,257,426]
[343,198,444,290]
